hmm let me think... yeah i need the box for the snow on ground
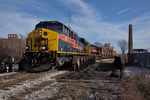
[125,66,150,76]
[0,71,68,100]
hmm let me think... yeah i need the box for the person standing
[119,56,125,80]
[7,57,12,72]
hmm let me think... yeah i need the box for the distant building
[0,34,25,60]
[132,49,150,67]
[105,43,110,47]
[100,43,116,58]
[133,49,148,53]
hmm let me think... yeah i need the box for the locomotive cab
[24,28,58,70]
[26,28,57,52]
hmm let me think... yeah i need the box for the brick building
[0,34,25,60]
[100,43,116,58]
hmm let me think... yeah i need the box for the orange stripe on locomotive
[58,34,83,51]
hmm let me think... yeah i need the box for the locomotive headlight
[39,30,42,35]
[42,46,46,50]
[26,46,29,50]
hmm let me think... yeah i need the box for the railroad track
[0,59,120,100]
[0,70,57,89]
[0,72,17,77]
[0,59,93,100]
[0,72,28,84]
[0,69,72,100]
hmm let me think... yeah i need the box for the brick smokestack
[128,24,133,65]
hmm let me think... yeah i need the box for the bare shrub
[120,75,150,100]
[118,39,128,55]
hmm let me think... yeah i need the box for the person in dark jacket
[114,56,125,80]
[110,56,120,77]
[119,56,125,80]
[110,56,125,79]
[7,57,12,72]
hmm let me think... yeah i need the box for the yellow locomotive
[19,21,101,71]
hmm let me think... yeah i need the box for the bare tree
[18,34,26,59]
[118,39,128,55]
[19,34,28,40]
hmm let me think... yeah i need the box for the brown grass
[120,75,150,100]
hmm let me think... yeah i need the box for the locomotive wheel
[76,63,80,72]
[73,63,76,71]
[73,62,80,72]
[83,58,86,68]
[81,59,84,69]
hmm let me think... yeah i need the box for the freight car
[19,21,101,72]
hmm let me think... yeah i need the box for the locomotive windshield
[26,37,48,51]
[35,21,63,32]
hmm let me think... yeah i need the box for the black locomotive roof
[79,37,89,45]
[38,21,63,25]
[91,44,98,47]
[35,21,66,29]
[35,21,90,45]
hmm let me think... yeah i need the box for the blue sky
[0,0,150,53]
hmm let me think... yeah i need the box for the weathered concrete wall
[132,53,150,67]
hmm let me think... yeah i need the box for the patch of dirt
[51,60,121,100]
